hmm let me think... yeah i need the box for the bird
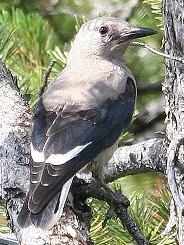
[17,16,156,229]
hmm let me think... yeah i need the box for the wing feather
[29,77,136,214]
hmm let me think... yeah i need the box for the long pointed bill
[118,27,157,43]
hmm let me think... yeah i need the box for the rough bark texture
[105,138,166,182]
[0,60,90,245]
[163,0,184,244]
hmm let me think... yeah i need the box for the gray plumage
[17,16,156,229]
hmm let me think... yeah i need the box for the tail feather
[17,177,73,230]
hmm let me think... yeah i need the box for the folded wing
[29,77,136,214]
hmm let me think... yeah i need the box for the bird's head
[68,17,156,64]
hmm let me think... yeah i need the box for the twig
[38,60,56,97]
[131,42,184,64]
[114,192,149,245]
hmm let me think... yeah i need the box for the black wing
[29,77,136,213]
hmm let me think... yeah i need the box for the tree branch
[131,41,184,64]
[105,138,167,183]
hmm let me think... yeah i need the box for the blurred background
[0,0,175,244]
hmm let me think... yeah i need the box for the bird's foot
[71,176,130,227]
[71,176,148,244]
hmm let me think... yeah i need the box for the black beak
[118,26,157,43]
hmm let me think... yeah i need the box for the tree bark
[105,137,166,182]
[163,0,184,244]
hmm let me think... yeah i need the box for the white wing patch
[31,143,45,162]
[45,142,91,165]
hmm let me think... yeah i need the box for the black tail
[17,192,61,229]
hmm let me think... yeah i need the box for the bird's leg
[96,179,130,209]
[71,176,130,227]
[94,179,130,227]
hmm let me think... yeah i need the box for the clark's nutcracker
[18,17,156,229]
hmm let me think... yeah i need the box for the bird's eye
[99,26,108,35]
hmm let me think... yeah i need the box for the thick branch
[105,138,167,183]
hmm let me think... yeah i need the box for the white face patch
[31,143,45,162]
[45,142,92,165]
